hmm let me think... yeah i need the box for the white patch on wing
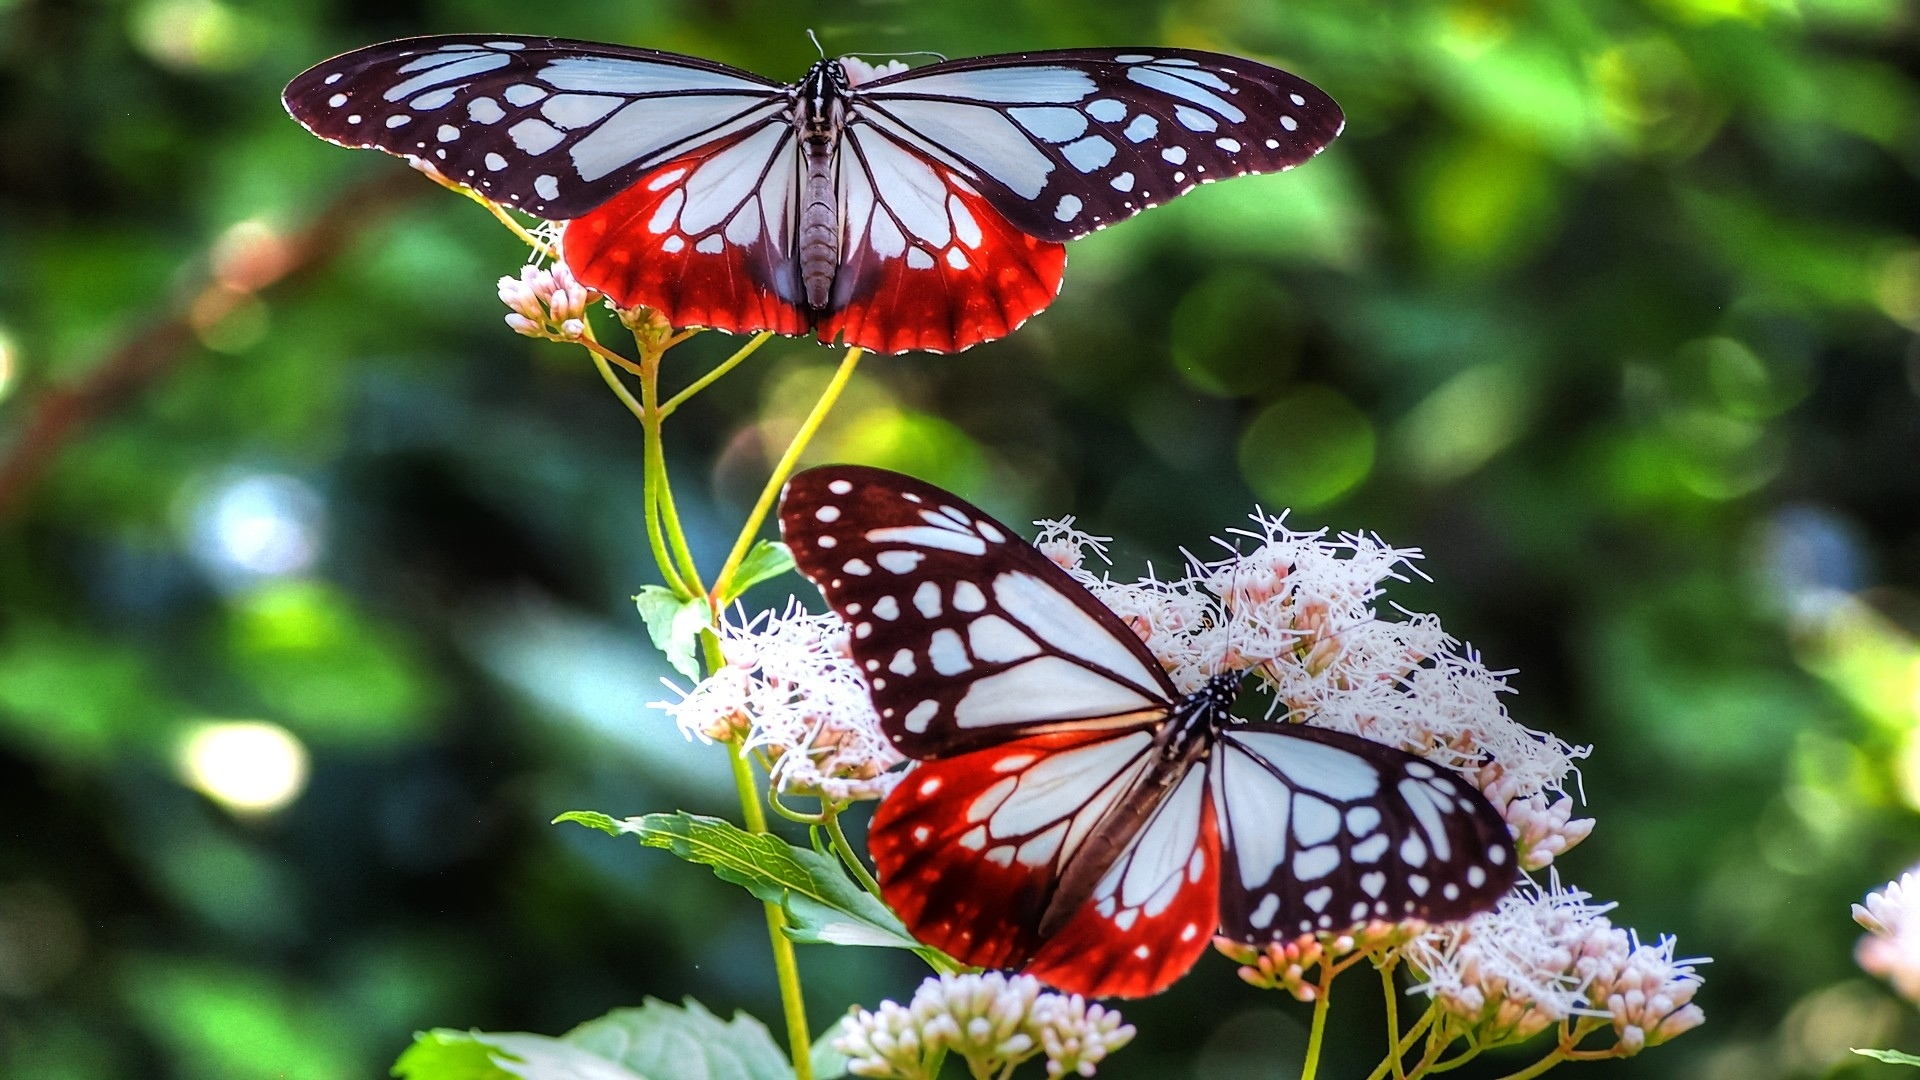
[570,97,777,183]
[988,732,1151,838]
[1016,823,1067,868]
[383,53,512,102]
[952,581,987,611]
[1293,845,1340,881]
[1086,98,1128,123]
[912,581,942,618]
[1123,114,1158,142]
[410,88,458,110]
[468,98,505,124]
[541,93,621,129]
[1398,779,1453,861]
[508,118,564,155]
[991,572,1166,696]
[859,103,1053,199]
[877,550,925,574]
[846,131,951,245]
[677,124,785,233]
[1008,106,1088,143]
[1213,743,1292,890]
[876,67,1096,103]
[966,615,1041,663]
[953,656,1159,728]
[503,84,548,107]
[1292,795,1341,847]
[1124,66,1247,122]
[903,699,938,733]
[864,524,985,554]
[1062,135,1116,172]
[1228,731,1382,800]
[929,628,970,674]
[1116,768,1206,909]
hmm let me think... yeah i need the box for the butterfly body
[779,466,1519,997]
[285,37,1343,353]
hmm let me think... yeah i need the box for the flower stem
[1381,959,1406,1080]
[1299,960,1338,1080]
[710,347,864,605]
[662,331,775,418]
[728,738,813,1080]
[1365,1005,1437,1080]
[824,806,884,899]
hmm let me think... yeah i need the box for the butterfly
[778,465,1519,998]
[283,36,1342,355]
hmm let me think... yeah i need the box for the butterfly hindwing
[852,48,1344,243]
[1023,764,1222,998]
[819,130,1066,354]
[779,465,1176,759]
[1210,724,1520,941]
[283,35,787,220]
[868,727,1161,970]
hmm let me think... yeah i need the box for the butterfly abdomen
[797,60,848,309]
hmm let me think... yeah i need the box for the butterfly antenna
[805,28,825,59]
[854,48,951,62]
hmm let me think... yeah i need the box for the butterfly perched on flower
[778,465,1519,998]
[283,37,1342,354]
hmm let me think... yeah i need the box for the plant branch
[710,346,864,605]
[728,739,813,1080]
[1299,959,1338,1080]
[661,331,775,418]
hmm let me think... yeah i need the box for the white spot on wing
[928,629,970,674]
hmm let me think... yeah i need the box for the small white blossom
[652,602,902,801]
[1403,877,1624,1044]
[839,56,911,86]
[497,262,600,341]
[837,974,1133,1080]
[1586,931,1706,1055]
[1857,870,1920,1002]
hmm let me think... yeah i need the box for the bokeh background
[3,0,1918,1076]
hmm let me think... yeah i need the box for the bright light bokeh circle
[176,720,310,814]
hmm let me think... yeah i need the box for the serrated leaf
[392,1028,652,1080]
[634,586,710,681]
[1855,1048,1920,1066]
[720,541,797,603]
[557,810,929,957]
[568,998,792,1080]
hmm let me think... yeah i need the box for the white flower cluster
[1856,869,1920,1002]
[653,603,903,801]
[498,262,598,341]
[836,973,1134,1080]
[1035,511,1594,867]
[1403,877,1704,1054]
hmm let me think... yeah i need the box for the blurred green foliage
[1,0,1917,1077]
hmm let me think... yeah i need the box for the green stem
[711,347,864,604]
[1299,962,1337,1080]
[824,807,884,898]
[729,740,812,1080]
[1381,961,1405,1080]
[591,343,689,598]
[634,341,705,597]
[661,331,775,417]
[1489,1050,1570,1080]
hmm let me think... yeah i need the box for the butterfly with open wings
[778,466,1519,998]
[284,37,1342,354]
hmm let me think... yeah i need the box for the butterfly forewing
[1210,725,1520,941]
[852,48,1344,242]
[779,466,1177,759]
[283,35,787,220]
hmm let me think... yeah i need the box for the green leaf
[568,999,792,1080]
[633,586,711,681]
[810,1017,852,1080]
[720,540,797,603]
[557,811,928,956]
[1855,1048,1920,1066]
[393,1028,651,1080]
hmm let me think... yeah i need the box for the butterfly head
[797,59,851,144]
